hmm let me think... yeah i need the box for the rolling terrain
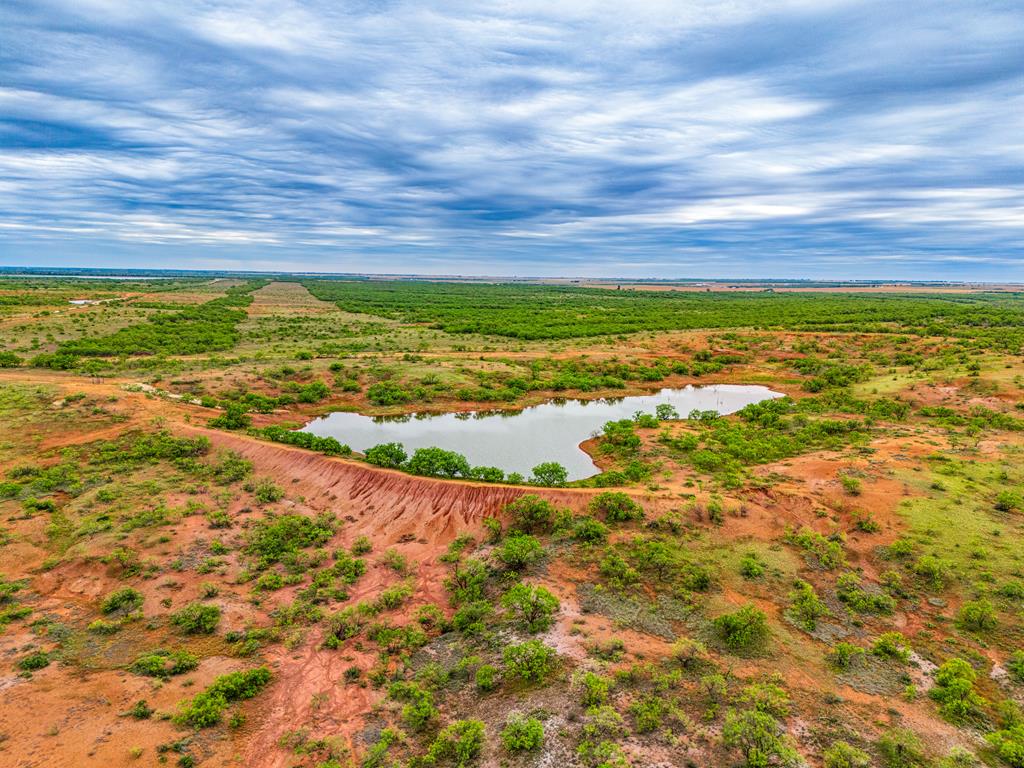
[2,279,1024,768]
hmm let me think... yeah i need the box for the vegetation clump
[175,667,271,728]
[500,714,544,752]
[170,603,221,635]
[503,640,556,682]
[130,649,199,679]
[714,604,769,652]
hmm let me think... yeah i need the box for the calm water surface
[301,384,782,481]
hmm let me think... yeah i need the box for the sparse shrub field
[3,277,1024,767]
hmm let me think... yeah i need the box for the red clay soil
[0,367,990,767]
[190,427,598,543]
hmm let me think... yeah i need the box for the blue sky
[1,0,1022,279]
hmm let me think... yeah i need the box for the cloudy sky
[1,0,1022,278]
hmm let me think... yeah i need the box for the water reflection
[301,384,782,481]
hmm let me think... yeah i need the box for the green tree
[365,442,408,468]
[407,447,471,478]
[530,462,568,487]
[929,658,985,722]
[501,582,559,632]
[722,709,800,768]
[956,599,997,633]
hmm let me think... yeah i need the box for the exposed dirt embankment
[191,428,595,546]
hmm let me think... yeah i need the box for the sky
[1,0,1022,279]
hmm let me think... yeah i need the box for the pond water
[301,384,783,481]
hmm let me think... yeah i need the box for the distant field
[302,279,1024,346]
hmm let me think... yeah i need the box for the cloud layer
[1,0,1022,278]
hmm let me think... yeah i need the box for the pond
[300,384,783,481]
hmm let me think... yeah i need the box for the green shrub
[580,672,610,708]
[912,554,951,589]
[407,447,471,478]
[501,582,559,633]
[445,557,489,604]
[351,535,372,555]
[929,658,985,723]
[714,604,769,652]
[127,700,153,720]
[824,741,872,768]
[630,695,670,733]
[245,512,336,567]
[400,688,437,731]
[988,725,1024,768]
[739,553,766,579]
[671,637,708,669]
[496,533,544,570]
[296,380,330,403]
[829,642,866,670]
[877,728,927,768]
[424,719,485,767]
[599,551,640,589]
[88,618,121,634]
[364,442,408,468]
[451,600,493,636]
[475,664,498,692]
[740,681,791,719]
[836,572,895,614]
[253,478,284,504]
[254,571,284,591]
[18,650,50,671]
[785,527,845,569]
[170,603,221,635]
[1008,651,1024,683]
[209,403,251,430]
[471,465,505,483]
[573,516,609,544]
[101,587,143,615]
[257,426,350,456]
[501,714,544,751]
[175,667,271,728]
[722,709,800,768]
[839,473,862,495]
[872,632,911,662]
[374,581,414,611]
[787,580,829,631]
[589,491,643,522]
[995,490,1023,513]
[503,640,556,682]
[367,381,411,406]
[130,649,199,679]
[956,599,997,632]
[507,495,556,533]
[577,738,629,768]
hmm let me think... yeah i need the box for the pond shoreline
[299,384,783,482]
